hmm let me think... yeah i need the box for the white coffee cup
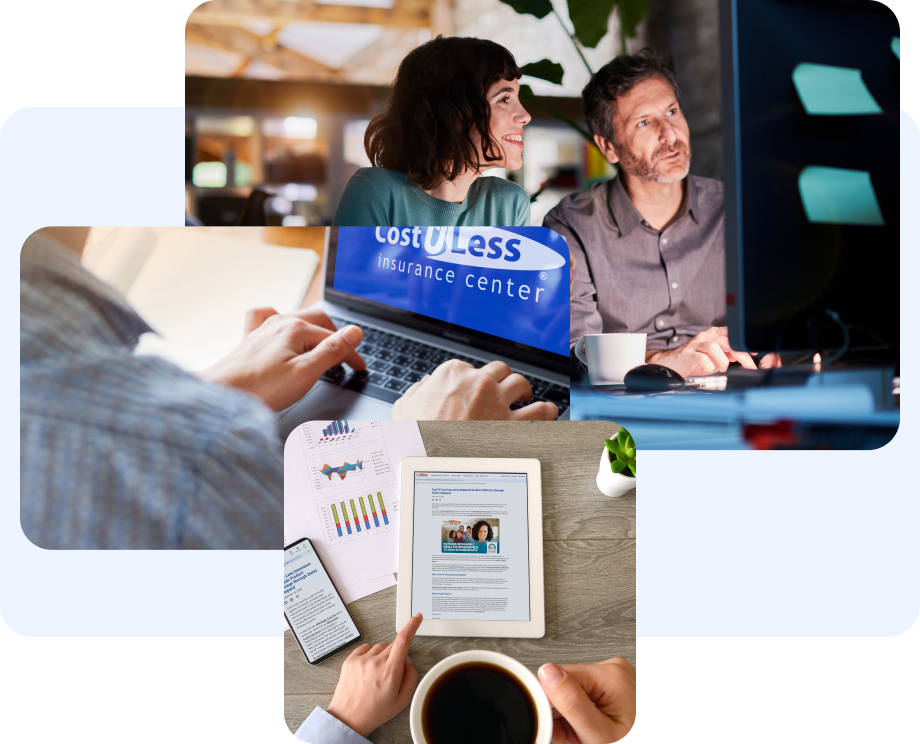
[574,333,647,385]
[409,650,553,744]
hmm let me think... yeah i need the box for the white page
[284,420,426,605]
[123,228,318,370]
[82,226,158,295]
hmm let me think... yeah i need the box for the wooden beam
[186,23,342,79]
[188,0,431,29]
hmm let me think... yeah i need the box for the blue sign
[334,226,570,356]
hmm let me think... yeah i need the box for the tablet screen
[410,471,530,621]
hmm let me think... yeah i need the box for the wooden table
[284,420,636,740]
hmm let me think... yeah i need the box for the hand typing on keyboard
[198,307,366,411]
[390,360,558,421]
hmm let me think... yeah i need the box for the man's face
[595,75,691,184]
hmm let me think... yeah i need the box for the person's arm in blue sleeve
[293,613,424,741]
[294,707,372,744]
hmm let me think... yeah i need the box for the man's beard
[619,140,691,183]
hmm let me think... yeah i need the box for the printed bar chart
[350,499,361,532]
[377,492,389,525]
[322,420,350,438]
[359,497,371,530]
[369,495,380,527]
[341,502,352,534]
[331,502,343,537]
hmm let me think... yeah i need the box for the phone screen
[284,538,362,664]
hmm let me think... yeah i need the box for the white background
[2,1,917,742]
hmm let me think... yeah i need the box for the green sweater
[331,167,531,227]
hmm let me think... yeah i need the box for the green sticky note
[798,167,884,226]
[892,37,900,59]
[792,63,882,115]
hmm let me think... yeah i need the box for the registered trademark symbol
[539,272,547,280]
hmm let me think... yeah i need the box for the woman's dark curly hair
[365,36,522,191]
[472,520,494,542]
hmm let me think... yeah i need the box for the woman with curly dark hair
[332,36,532,227]
[471,519,494,553]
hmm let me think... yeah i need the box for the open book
[83,227,319,371]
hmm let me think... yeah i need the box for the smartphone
[284,537,362,665]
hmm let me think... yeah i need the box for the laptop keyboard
[321,317,569,417]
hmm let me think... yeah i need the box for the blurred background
[185,0,722,226]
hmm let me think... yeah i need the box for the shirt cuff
[294,707,372,744]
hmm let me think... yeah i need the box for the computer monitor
[720,0,899,364]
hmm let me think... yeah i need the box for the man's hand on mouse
[538,657,636,744]
[326,613,423,737]
[197,307,366,411]
[391,360,558,421]
[646,326,761,377]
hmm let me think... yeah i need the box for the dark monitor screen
[720,0,899,362]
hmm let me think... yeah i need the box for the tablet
[396,457,545,638]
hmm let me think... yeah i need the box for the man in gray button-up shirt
[546,50,775,377]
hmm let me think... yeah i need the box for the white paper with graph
[284,420,426,606]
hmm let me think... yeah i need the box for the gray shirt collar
[608,173,701,236]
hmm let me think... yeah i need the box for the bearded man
[547,49,776,376]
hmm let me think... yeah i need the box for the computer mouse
[623,364,686,392]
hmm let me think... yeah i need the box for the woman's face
[476,78,531,171]
[478,524,489,541]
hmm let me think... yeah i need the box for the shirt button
[671,282,678,289]
[662,238,669,245]
[656,319,664,328]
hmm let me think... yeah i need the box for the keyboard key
[367,358,390,372]
[320,365,345,383]
[404,370,424,383]
[385,364,410,379]
[384,378,410,393]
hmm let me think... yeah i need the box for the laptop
[277,226,571,438]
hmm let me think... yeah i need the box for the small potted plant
[596,427,636,498]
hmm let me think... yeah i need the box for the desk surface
[284,420,636,740]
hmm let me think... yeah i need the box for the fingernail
[538,663,564,690]
[414,612,423,619]
[341,325,362,347]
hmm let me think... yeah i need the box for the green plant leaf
[520,59,565,86]
[611,458,627,473]
[625,447,635,460]
[626,434,635,450]
[567,0,616,49]
[499,0,553,19]
[628,461,636,476]
[618,0,651,39]
[566,0,650,49]
[604,438,618,453]
[617,428,629,448]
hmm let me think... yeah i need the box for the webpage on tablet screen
[411,472,530,621]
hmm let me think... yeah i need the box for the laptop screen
[326,227,570,371]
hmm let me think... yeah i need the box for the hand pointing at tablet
[325,613,424,737]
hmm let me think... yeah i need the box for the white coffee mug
[574,333,647,385]
[409,650,553,744]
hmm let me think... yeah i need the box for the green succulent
[604,428,636,477]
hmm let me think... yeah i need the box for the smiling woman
[332,36,533,228]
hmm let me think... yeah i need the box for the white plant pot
[596,445,636,498]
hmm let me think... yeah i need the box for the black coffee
[421,661,538,744]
